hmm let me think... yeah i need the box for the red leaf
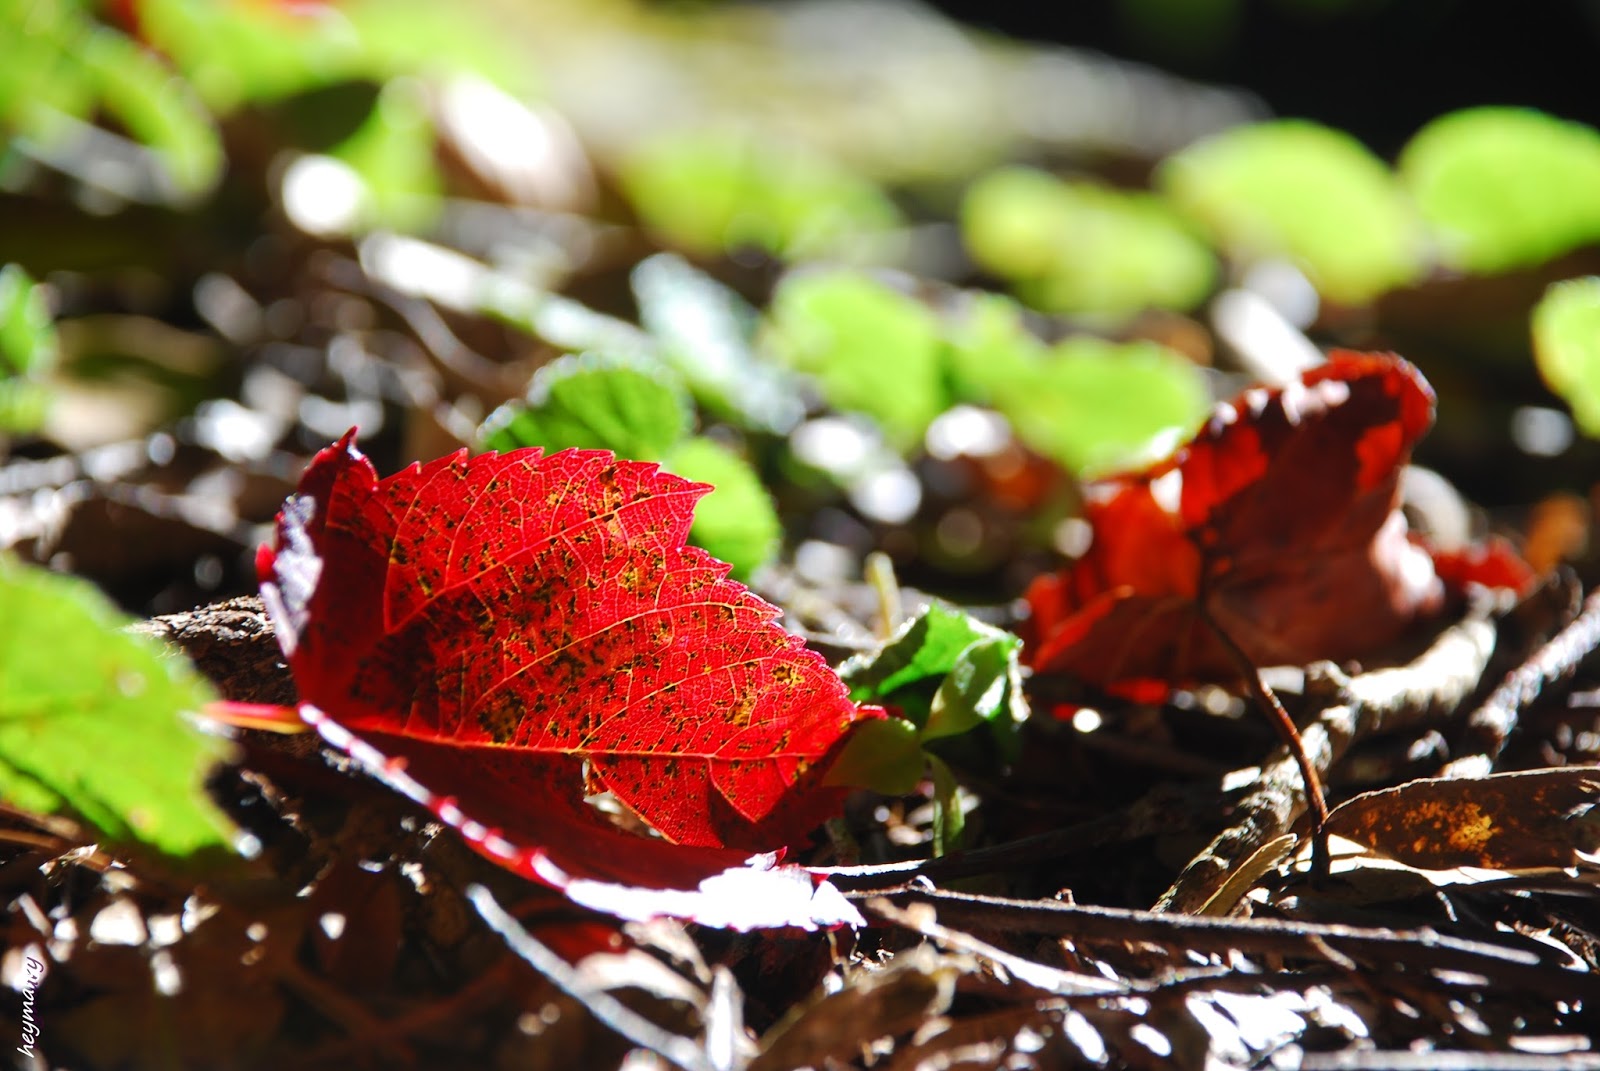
[1025,353,1528,689]
[258,433,877,929]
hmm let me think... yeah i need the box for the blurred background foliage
[3,0,1600,619]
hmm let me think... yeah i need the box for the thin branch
[857,885,1600,1005]
[1300,1052,1600,1071]
[1441,583,1600,780]
[1155,612,1497,913]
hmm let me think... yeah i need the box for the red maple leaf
[1025,352,1533,693]
[258,433,879,929]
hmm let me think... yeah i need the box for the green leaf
[139,0,364,111]
[963,167,1217,315]
[664,436,780,581]
[0,265,57,433]
[764,270,947,452]
[823,716,923,796]
[1532,277,1600,438]
[82,27,223,197]
[479,352,693,461]
[1400,107,1600,275]
[332,81,441,233]
[632,254,805,434]
[925,634,1025,749]
[943,292,1047,403]
[0,265,57,379]
[618,129,901,261]
[841,604,999,709]
[1160,119,1425,304]
[0,556,233,859]
[996,337,1208,476]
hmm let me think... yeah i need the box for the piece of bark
[130,595,296,706]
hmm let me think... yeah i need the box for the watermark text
[17,955,43,1059]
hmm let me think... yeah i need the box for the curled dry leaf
[258,432,880,929]
[1025,352,1533,695]
[1325,768,1600,872]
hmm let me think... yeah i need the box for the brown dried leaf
[1324,768,1600,871]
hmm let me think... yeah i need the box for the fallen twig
[1155,612,1498,913]
[857,885,1600,1006]
[1441,580,1600,780]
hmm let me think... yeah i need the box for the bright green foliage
[1532,277,1600,437]
[481,352,692,462]
[0,265,58,433]
[136,0,526,112]
[838,604,1026,754]
[831,605,1028,850]
[765,271,1205,473]
[632,254,804,434]
[1401,107,1600,275]
[331,82,443,233]
[664,437,782,584]
[943,296,1206,476]
[478,353,778,579]
[840,604,1009,722]
[0,556,233,858]
[823,717,923,795]
[1160,119,1425,304]
[942,292,1043,402]
[998,338,1208,477]
[1,0,222,200]
[618,130,902,261]
[963,167,1217,315]
[764,270,947,452]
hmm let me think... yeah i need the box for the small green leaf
[997,338,1208,476]
[925,634,1026,752]
[0,265,57,379]
[1532,277,1600,437]
[963,167,1217,315]
[1160,119,1425,304]
[664,436,780,581]
[619,130,900,261]
[0,556,234,859]
[823,716,923,796]
[633,254,805,434]
[0,265,57,434]
[764,270,947,452]
[82,27,222,197]
[1401,107,1600,275]
[840,605,998,709]
[332,81,441,233]
[943,292,1046,403]
[479,352,693,461]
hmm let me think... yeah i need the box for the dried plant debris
[10,1,1600,1068]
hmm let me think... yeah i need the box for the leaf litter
[6,7,1600,1067]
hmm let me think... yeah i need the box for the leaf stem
[1201,610,1331,880]
[865,551,903,639]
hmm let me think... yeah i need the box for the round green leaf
[997,338,1208,476]
[665,436,781,581]
[1401,107,1600,275]
[764,270,946,452]
[1160,119,1425,304]
[480,352,693,462]
[1532,276,1600,438]
[963,167,1217,315]
[619,130,901,261]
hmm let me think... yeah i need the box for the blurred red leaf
[258,433,877,929]
[1025,352,1531,692]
